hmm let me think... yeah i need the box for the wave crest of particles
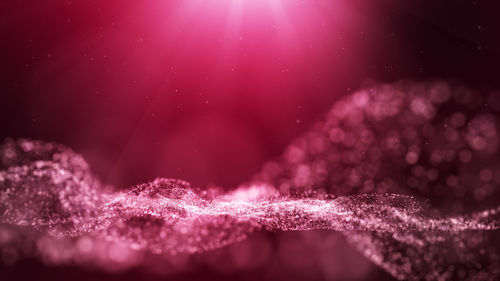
[2,81,500,280]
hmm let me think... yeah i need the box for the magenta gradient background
[1,1,500,280]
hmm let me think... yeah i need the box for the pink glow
[93,0,363,104]
[120,0,363,113]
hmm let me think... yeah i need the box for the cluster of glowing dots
[2,81,500,280]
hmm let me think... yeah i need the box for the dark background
[1,0,500,280]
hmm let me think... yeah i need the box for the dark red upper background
[1,0,499,190]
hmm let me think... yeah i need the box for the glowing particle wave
[1,139,499,280]
[2,81,500,280]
